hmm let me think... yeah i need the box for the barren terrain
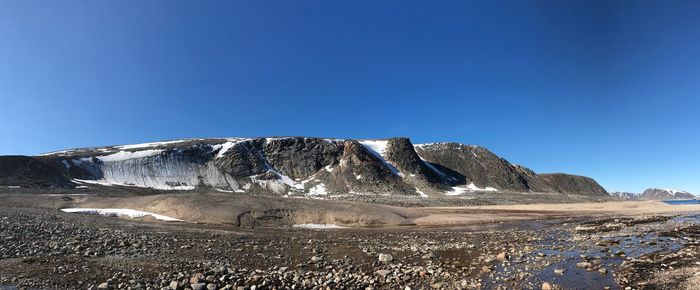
[1,192,699,290]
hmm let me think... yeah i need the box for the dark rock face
[415,143,537,192]
[0,156,75,188]
[384,138,444,183]
[415,143,608,196]
[0,137,610,197]
[262,138,343,179]
[640,188,695,200]
[324,140,413,195]
[215,140,268,177]
[538,174,609,196]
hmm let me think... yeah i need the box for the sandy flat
[412,200,700,226]
[2,193,698,228]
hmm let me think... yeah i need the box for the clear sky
[1,1,699,194]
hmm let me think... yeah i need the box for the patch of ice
[75,185,89,189]
[359,140,401,176]
[215,188,234,193]
[72,179,195,190]
[60,208,183,222]
[117,139,192,150]
[308,183,328,195]
[292,223,346,229]
[61,160,71,169]
[324,165,334,172]
[355,174,363,180]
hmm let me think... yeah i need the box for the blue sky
[1,1,699,194]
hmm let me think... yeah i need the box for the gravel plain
[1,205,700,290]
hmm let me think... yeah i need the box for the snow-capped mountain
[641,188,695,200]
[0,137,609,197]
[610,188,695,200]
[609,191,640,200]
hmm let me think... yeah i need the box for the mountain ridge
[610,188,696,200]
[1,136,609,198]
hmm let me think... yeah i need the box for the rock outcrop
[0,156,75,188]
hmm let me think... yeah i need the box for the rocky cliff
[0,137,608,197]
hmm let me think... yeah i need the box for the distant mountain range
[610,188,696,200]
[0,137,609,197]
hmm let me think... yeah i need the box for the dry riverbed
[1,203,699,290]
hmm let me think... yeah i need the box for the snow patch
[323,138,346,143]
[60,208,183,222]
[359,140,401,176]
[308,183,328,195]
[660,188,690,194]
[118,139,192,150]
[445,183,498,195]
[212,139,248,158]
[268,169,305,190]
[415,187,428,198]
[73,179,114,187]
[445,186,467,196]
[466,182,498,192]
[97,150,163,162]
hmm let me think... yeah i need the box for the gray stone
[378,253,393,262]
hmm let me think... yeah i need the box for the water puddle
[663,199,700,205]
[481,213,697,289]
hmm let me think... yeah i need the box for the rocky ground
[1,207,699,290]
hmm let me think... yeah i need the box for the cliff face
[0,137,608,197]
